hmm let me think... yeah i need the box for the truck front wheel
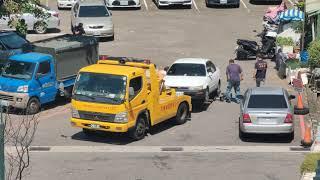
[129,116,146,141]
[175,102,188,125]
[26,97,40,115]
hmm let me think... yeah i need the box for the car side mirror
[289,95,296,100]
[129,87,134,97]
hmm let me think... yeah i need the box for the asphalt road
[21,0,307,179]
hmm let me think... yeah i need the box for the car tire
[26,97,40,115]
[287,131,294,141]
[294,106,310,115]
[82,128,96,136]
[129,116,146,141]
[175,102,189,125]
[34,22,47,34]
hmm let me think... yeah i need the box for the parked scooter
[235,39,259,60]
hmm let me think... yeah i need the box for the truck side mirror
[129,87,134,98]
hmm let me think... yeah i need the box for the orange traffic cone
[294,93,309,115]
[302,122,313,147]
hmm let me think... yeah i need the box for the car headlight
[71,107,80,118]
[114,112,128,123]
[17,85,28,93]
[188,85,203,91]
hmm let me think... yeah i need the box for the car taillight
[284,113,293,123]
[243,113,251,123]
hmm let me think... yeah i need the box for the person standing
[226,59,243,103]
[254,56,268,87]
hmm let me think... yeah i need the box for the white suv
[155,0,192,9]
[57,0,77,9]
[164,58,221,105]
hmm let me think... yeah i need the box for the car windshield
[0,33,28,49]
[73,72,126,104]
[78,6,109,17]
[167,63,206,76]
[2,60,35,80]
[247,95,288,109]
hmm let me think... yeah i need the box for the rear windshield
[167,63,206,76]
[78,6,109,17]
[247,95,288,109]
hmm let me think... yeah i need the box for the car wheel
[129,116,146,141]
[82,128,96,136]
[287,131,294,141]
[26,97,40,115]
[175,102,188,125]
[34,22,47,34]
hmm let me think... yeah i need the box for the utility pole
[0,102,5,180]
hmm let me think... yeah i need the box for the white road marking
[143,0,149,11]
[11,146,310,153]
[192,0,200,12]
[240,0,250,13]
[287,0,295,6]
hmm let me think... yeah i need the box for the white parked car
[0,4,60,34]
[155,0,192,9]
[57,0,77,9]
[104,0,141,8]
[164,58,221,105]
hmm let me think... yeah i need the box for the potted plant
[276,37,295,53]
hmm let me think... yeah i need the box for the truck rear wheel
[26,97,40,115]
[129,116,146,141]
[175,102,188,125]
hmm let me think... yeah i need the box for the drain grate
[161,147,183,151]
[29,146,51,151]
[290,147,310,151]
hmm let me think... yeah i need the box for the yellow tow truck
[70,56,192,140]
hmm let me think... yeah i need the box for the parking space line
[18,145,311,153]
[143,0,149,11]
[240,0,250,13]
[192,0,200,12]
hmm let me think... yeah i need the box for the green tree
[307,39,320,69]
[0,0,49,36]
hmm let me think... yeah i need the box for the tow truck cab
[70,56,192,140]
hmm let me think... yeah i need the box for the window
[78,6,109,17]
[247,95,288,109]
[167,63,206,77]
[37,61,51,76]
[129,76,142,100]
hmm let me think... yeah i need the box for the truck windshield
[73,72,126,104]
[2,60,35,80]
[167,63,206,76]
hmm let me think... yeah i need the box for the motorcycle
[235,39,259,60]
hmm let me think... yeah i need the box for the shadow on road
[240,134,294,143]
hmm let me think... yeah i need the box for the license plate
[220,0,227,4]
[93,31,101,36]
[120,1,128,5]
[0,100,9,107]
[258,118,276,124]
[89,124,100,129]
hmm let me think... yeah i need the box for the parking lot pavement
[21,1,305,179]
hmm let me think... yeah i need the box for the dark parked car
[206,0,240,8]
[0,31,31,68]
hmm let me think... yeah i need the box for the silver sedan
[239,87,296,140]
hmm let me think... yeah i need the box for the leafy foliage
[308,39,320,69]
[0,0,50,36]
[276,36,295,46]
